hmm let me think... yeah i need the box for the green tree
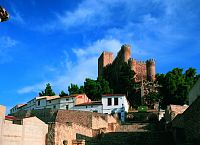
[144,92,161,108]
[59,90,68,97]
[68,83,80,95]
[79,86,85,94]
[156,68,199,109]
[68,84,85,95]
[39,83,56,96]
[118,62,135,94]
[84,77,112,101]
[84,78,102,101]
[97,77,113,94]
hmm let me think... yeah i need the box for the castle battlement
[98,44,156,82]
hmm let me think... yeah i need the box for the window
[66,105,69,110]
[93,110,98,113]
[38,100,40,106]
[108,98,112,106]
[49,100,51,103]
[53,105,56,109]
[114,98,118,105]
[66,98,69,101]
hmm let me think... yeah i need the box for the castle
[98,44,156,82]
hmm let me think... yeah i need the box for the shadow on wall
[126,112,159,123]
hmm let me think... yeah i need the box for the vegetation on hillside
[39,66,199,109]
[156,67,199,109]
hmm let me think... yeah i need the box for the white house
[10,94,91,114]
[10,94,130,115]
[101,94,129,114]
[10,104,26,114]
[72,101,103,113]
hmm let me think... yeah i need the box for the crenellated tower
[98,52,114,77]
[146,59,156,81]
[121,44,131,63]
[98,44,156,82]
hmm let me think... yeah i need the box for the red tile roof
[102,94,126,97]
[5,116,17,120]
[75,101,102,106]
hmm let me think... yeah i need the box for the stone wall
[48,110,118,145]
[189,78,200,105]
[172,96,200,143]
[12,108,58,123]
[115,123,149,132]
[48,122,93,145]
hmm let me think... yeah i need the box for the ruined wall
[92,115,108,129]
[48,110,118,145]
[49,122,93,145]
[56,110,93,128]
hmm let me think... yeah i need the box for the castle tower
[121,44,131,63]
[146,59,156,81]
[98,52,114,77]
[128,58,137,73]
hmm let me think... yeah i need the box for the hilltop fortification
[98,44,156,82]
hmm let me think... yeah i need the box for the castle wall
[98,44,156,82]
[98,52,113,77]
[135,61,147,82]
[146,59,156,81]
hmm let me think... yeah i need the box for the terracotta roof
[36,96,60,101]
[69,94,86,97]
[170,104,188,114]
[75,101,102,106]
[102,94,126,97]
[5,116,17,120]
[36,96,48,100]
[18,104,27,108]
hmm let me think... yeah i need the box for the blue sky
[0,0,200,112]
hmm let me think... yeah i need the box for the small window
[66,105,69,110]
[49,100,51,103]
[66,98,69,101]
[38,100,40,106]
[93,110,98,113]
[108,98,112,106]
[53,105,56,109]
[114,98,118,105]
